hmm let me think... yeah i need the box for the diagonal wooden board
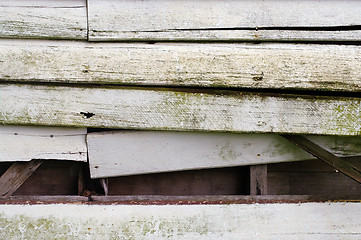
[1,84,360,135]
[282,135,361,184]
[0,0,87,40]
[88,0,361,41]
[1,40,361,92]
[87,131,361,178]
[0,126,87,162]
[0,159,43,197]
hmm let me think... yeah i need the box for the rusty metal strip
[282,135,361,184]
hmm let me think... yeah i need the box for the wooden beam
[0,159,43,197]
[88,0,361,42]
[250,165,267,195]
[1,84,360,135]
[0,125,87,162]
[282,135,361,184]
[0,0,87,40]
[2,40,361,92]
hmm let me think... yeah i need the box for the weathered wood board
[0,0,87,40]
[1,203,361,239]
[88,0,361,41]
[0,126,87,162]
[88,132,361,178]
[1,84,360,135]
[0,159,43,197]
[268,158,361,197]
[1,40,361,92]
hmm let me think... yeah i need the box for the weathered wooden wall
[0,0,360,202]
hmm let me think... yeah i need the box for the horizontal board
[88,131,361,178]
[0,84,360,135]
[1,40,361,92]
[0,0,87,40]
[0,126,87,162]
[0,203,361,239]
[88,0,361,41]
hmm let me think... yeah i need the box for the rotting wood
[0,159,43,197]
[1,84,360,136]
[0,0,87,40]
[250,165,267,195]
[0,125,87,162]
[87,131,361,178]
[88,0,361,42]
[1,40,361,92]
[282,135,361,184]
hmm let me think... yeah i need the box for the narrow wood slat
[1,84,360,136]
[250,165,267,195]
[88,0,361,41]
[0,159,43,197]
[0,0,87,40]
[282,135,361,184]
[0,125,87,162]
[1,40,361,92]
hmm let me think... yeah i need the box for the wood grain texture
[0,203,361,239]
[282,135,361,183]
[1,40,361,92]
[0,126,87,162]
[0,0,87,39]
[88,0,361,41]
[107,167,248,196]
[87,132,361,178]
[250,165,267,195]
[0,160,43,197]
[268,159,361,197]
[1,84,360,135]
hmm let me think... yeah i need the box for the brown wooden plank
[250,165,267,195]
[108,167,248,196]
[282,135,361,184]
[14,161,81,196]
[0,159,43,197]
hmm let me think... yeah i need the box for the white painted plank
[0,84,360,136]
[87,131,361,178]
[0,0,87,39]
[88,0,361,41]
[1,203,361,239]
[1,40,361,92]
[0,126,87,162]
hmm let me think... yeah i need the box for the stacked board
[1,0,361,178]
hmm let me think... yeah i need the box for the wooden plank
[268,159,361,197]
[0,126,87,162]
[1,40,361,92]
[0,203,360,239]
[1,84,360,135]
[88,0,361,41]
[107,167,248,196]
[250,165,267,195]
[282,135,361,184]
[0,160,43,197]
[0,0,87,40]
[87,132,361,178]
[12,160,81,196]
[0,195,358,203]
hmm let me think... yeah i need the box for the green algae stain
[0,213,214,240]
